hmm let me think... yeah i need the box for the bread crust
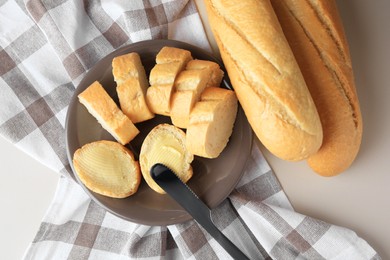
[204,0,323,161]
[156,46,192,64]
[271,0,363,175]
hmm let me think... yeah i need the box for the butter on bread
[112,52,154,123]
[204,0,323,161]
[139,124,194,194]
[271,0,363,175]
[146,47,192,116]
[186,87,237,158]
[78,81,139,145]
[73,140,141,198]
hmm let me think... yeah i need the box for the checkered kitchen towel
[0,0,380,259]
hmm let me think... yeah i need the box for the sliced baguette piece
[73,140,141,198]
[145,83,175,116]
[78,81,139,145]
[112,52,148,87]
[170,69,210,128]
[156,46,193,64]
[186,59,224,87]
[271,0,363,175]
[204,0,323,161]
[116,77,154,123]
[146,62,184,116]
[149,62,184,85]
[113,52,154,123]
[139,124,194,194]
[146,47,192,116]
[186,87,238,158]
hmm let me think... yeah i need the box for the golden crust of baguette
[204,0,323,161]
[156,46,192,64]
[270,0,362,176]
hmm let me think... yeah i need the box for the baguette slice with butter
[204,0,323,161]
[78,81,139,145]
[186,87,238,158]
[112,52,154,123]
[73,140,141,198]
[271,0,363,176]
[139,124,194,194]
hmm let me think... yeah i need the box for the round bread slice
[140,124,194,194]
[73,140,141,198]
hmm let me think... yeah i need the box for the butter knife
[150,163,250,260]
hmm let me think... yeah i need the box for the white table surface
[1,0,389,259]
[0,136,59,260]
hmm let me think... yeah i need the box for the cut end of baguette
[139,124,194,194]
[73,140,141,198]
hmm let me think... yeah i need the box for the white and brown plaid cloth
[0,0,380,259]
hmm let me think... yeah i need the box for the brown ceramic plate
[65,39,252,226]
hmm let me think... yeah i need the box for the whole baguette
[204,0,323,161]
[271,0,363,176]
